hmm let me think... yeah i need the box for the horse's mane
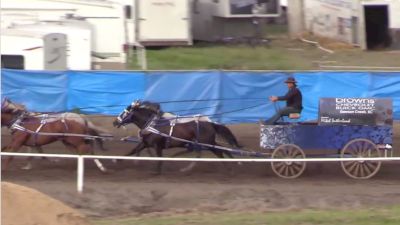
[1,98,27,113]
[139,101,164,115]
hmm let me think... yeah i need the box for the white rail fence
[2,152,400,193]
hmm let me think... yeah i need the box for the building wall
[303,0,358,43]
[389,0,400,48]
[302,0,400,49]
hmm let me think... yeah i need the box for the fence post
[77,156,84,193]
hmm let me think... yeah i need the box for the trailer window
[229,0,279,15]
[124,5,132,19]
[1,55,24,69]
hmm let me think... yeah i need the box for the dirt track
[2,117,400,218]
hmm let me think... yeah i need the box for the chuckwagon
[1,97,394,180]
[114,98,393,179]
[260,97,393,179]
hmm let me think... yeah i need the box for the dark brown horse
[113,100,241,174]
[1,98,111,171]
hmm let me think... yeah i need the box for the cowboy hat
[284,77,297,83]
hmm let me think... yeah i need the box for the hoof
[151,171,162,176]
[21,164,33,170]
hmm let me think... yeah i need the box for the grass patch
[129,26,400,71]
[130,43,316,70]
[94,206,400,225]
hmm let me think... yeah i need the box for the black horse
[113,100,241,173]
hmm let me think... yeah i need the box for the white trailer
[191,0,281,41]
[9,20,92,70]
[133,0,192,46]
[1,29,67,70]
[2,0,193,57]
[1,0,128,63]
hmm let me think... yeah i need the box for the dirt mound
[1,182,92,225]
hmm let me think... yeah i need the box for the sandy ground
[2,117,400,219]
[2,182,92,225]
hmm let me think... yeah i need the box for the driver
[265,77,303,125]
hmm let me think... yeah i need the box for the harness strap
[32,114,49,146]
[11,123,29,132]
[144,126,241,153]
[169,119,176,136]
[195,116,200,145]
[61,113,70,133]
[9,112,26,129]
[10,124,111,139]
[164,116,177,148]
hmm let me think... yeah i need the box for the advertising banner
[319,98,393,126]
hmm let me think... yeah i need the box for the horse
[1,98,111,172]
[113,100,241,174]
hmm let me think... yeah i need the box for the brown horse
[1,98,111,172]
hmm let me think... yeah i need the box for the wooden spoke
[271,144,306,179]
[340,138,381,179]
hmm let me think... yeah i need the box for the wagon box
[261,97,393,150]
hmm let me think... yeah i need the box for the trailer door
[137,0,191,46]
[44,33,67,70]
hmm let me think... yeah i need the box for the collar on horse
[8,111,27,130]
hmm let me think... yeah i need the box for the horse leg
[209,147,236,176]
[126,141,147,156]
[170,144,201,173]
[21,147,35,170]
[38,146,60,163]
[2,146,15,171]
[2,139,27,171]
[180,150,201,173]
[76,141,107,173]
[21,145,61,170]
[124,141,149,165]
[154,147,164,175]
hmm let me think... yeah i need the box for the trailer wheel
[271,144,306,179]
[340,138,381,179]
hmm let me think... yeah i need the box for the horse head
[1,98,26,113]
[1,98,27,127]
[113,100,161,129]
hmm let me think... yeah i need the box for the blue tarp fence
[2,69,400,124]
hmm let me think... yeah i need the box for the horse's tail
[212,123,241,148]
[84,120,113,152]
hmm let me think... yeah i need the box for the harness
[165,116,177,148]
[139,114,202,150]
[8,113,103,144]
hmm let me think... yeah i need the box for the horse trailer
[1,29,67,70]
[133,0,192,46]
[1,0,193,66]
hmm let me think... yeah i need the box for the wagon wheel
[340,138,381,179]
[271,144,306,179]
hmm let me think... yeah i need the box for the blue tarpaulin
[67,71,146,114]
[1,69,399,124]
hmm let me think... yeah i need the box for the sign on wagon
[319,98,393,126]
